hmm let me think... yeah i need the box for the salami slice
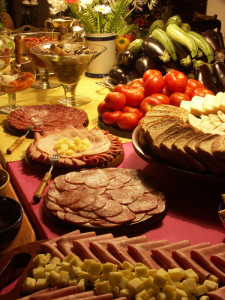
[47,185,60,200]
[56,190,85,206]
[54,175,78,191]
[69,194,95,210]
[46,200,64,212]
[106,206,136,224]
[64,212,90,224]
[128,194,158,213]
[83,195,107,211]
[107,179,124,190]
[78,209,99,219]
[146,197,166,215]
[84,171,109,189]
[65,172,85,184]
[95,200,123,217]
[106,190,133,205]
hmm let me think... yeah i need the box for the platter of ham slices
[45,168,167,228]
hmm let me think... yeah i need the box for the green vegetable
[166,23,198,58]
[165,15,182,27]
[151,28,177,61]
[127,39,143,53]
[180,23,191,32]
[149,20,165,34]
[187,31,214,63]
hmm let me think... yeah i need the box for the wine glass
[30,42,106,106]
[0,59,36,113]
[21,32,61,89]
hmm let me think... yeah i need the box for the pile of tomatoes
[98,69,214,132]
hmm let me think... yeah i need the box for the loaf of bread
[139,105,225,175]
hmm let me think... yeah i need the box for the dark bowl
[0,196,23,249]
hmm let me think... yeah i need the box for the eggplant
[213,61,225,92]
[116,50,136,68]
[195,63,218,94]
[126,71,139,84]
[203,30,225,62]
[108,65,128,85]
[141,36,171,63]
[135,56,157,77]
[172,40,192,68]
[158,60,178,76]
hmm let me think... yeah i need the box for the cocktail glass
[0,59,36,113]
[21,32,61,89]
[30,42,106,106]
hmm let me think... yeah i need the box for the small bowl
[0,168,10,196]
[0,196,23,248]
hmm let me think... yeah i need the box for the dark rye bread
[211,135,225,160]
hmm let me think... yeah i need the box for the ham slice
[56,291,95,299]
[107,235,148,266]
[172,242,212,282]
[40,230,81,260]
[73,233,114,261]
[191,243,225,284]
[90,236,128,266]
[26,286,78,300]
[151,240,190,269]
[210,252,225,272]
[207,286,225,300]
[128,240,168,269]
[56,231,96,256]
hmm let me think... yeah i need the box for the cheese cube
[50,256,61,265]
[208,274,219,283]
[135,266,148,278]
[204,279,218,291]
[180,100,191,112]
[35,278,48,290]
[44,263,57,273]
[33,254,49,267]
[183,277,198,294]
[87,261,102,276]
[33,266,45,279]
[69,278,78,286]
[190,96,205,116]
[121,261,134,271]
[77,278,85,292]
[168,268,185,282]
[203,94,216,114]
[163,284,177,297]
[22,277,36,293]
[213,92,224,111]
[184,269,199,281]
[60,270,70,286]
[94,280,112,295]
[156,292,167,300]
[70,255,83,267]
[61,261,70,272]
[48,270,60,286]
[218,92,225,112]
[136,289,150,300]
[127,277,144,293]
[109,272,123,285]
[102,262,118,275]
[119,288,133,299]
[196,283,209,296]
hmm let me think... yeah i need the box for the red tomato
[140,97,161,116]
[184,85,193,98]
[187,79,204,92]
[143,69,162,82]
[122,106,140,114]
[170,92,190,107]
[114,83,128,94]
[97,101,108,116]
[191,88,214,98]
[104,92,126,111]
[144,75,165,97]
[117,112,139,131]
[124,88,145,107]
[129,78,144,88]
[164,70,188,92]
[149,93,170,105]
[102,110,122,126]
[162,86,172,96]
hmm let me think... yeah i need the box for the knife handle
[7,136,26,154]
[33,172,52,202]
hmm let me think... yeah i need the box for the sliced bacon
[40,230,80,260]
[56,231,96,256]
[172,242,212,282]
[73,233,114,261]
[151,240,190,269]
[191,243,225,284]
[107,235,148,266]
[90,236,128,266]
[128,240,168,269]
[210,252,225,272]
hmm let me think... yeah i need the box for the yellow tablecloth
[0,75,130,167]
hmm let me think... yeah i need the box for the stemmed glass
[21,32,61,89]
[0,59,36,113]
[30,42,106,106]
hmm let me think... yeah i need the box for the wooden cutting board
[0,166,36,257]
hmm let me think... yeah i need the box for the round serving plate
[132,124,225,183]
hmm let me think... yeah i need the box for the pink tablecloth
[6,142,225,244]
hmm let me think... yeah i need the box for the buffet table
[0,75,224,247]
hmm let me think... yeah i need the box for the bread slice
[211,135,225,160]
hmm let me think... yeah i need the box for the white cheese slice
[213,92,224,111]
[218,93,225,112]
[190,96,205,117]
[203,94,216,114]
[180,100,191,112]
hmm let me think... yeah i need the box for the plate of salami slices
[45,168,167,229]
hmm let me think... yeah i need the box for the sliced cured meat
[47,185,60,200]
[132,212,146,223]
[172,242,212,282]
[210,252,225,272]
[64,212,90,225]
[146,196,166,215]
[95,200,123,217]
[68,194,95,210]
[73,233,114,261]
[128,194,158,213]
[106,190,133,205]
[56,190,86,206]
[83,195,107,211]
[46,200,64,212]
[106,179,124,190]
[106,207,136,224]
[151,240,190,269]
[191,243,225,284]
[65,171,86,184]
[76,185,106,195]
[84,171,109,189]
[90,236,128,266]
[56,231,96,256]
[128,240,168,269]
[78,209,99,219]
[107,235,148,266]
[208,286,225,300]
[54,175,78,191]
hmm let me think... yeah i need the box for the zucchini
[127,39,143,53]
[165,15,182,27]
[180,23,191,32]
[172,40,191,67]
[151,28,177,61]
[166,24,198,58]
[149,19,165,34]
[187,31,214,63]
